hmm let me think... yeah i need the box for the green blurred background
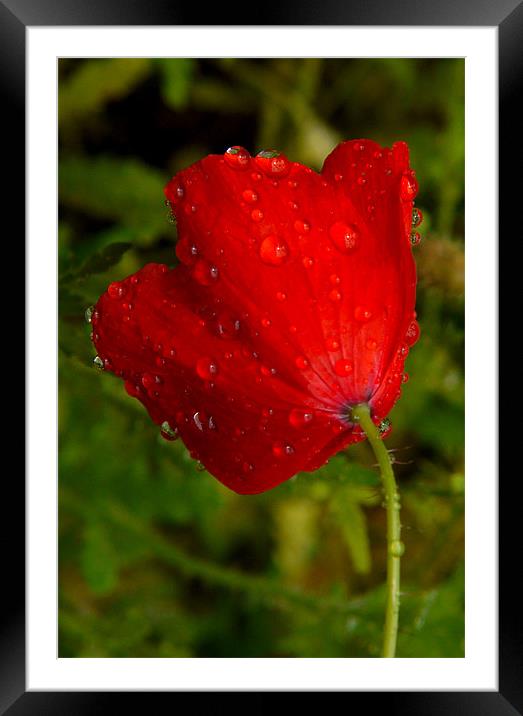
[58,58,464,658]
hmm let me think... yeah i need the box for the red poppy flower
[90,139,420,494]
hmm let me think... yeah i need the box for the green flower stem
[352,403,402,658]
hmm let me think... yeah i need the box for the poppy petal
[92,139,418,494]
[93,263,362,494]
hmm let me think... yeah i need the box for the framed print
[4,0,515,712]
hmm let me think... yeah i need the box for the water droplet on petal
[331,420,345,435]
[193,259,219,285]
[193,411,204,431]
[160,421,178,441]
[405,320,420,346]
[242,189,258,203]
[334,359,353,377]
[354,306,373,322]
[142,373,161,389]
[85,305,95,323]
[251,208,264,222]
[256,149,280,159]
[302,256,314,269]
[400,171,418,201]
[378,417,392,438]
[412,207,423,227]
[276,291,287,302]
[196,357,219,380]
[255,149,291,177]
[295,356,309,370]
[259,235,289,266]
[176,238,199,266]
[366,338,378,350]
[224,146,250,170]
[329,289,342,303]
[294,219,310,233]
[329,222,359,254]
[410,231,421,247]
[108,282,125,299]
[326,337,340,351]
[272,441,295,457]
[125,380,140,397]
[215,312,241,339]
[289,408,314,428]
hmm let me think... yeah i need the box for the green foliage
[59,58,464,658]
[60,241,132,284]
[157,58,195,109]
[59,156,170,245]
[399,565,465,657]
[59,59,152,127]
[81,519,120,594]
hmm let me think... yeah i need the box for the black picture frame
[6,0,513,713]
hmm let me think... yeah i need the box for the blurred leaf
[61,241,132,285]
[331,486,379,575]
[340,501,372,575]
[59,59,151,127]
[59,156,169,244]
[191,79,254,113]
[312,455,381,488]
[59,318,94,364]
[158,58,195,109]
[418,237,464,296]
[399,565,464,657]
[274,499,320,583]
[81,520,119,595]
[59,288,88,317]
